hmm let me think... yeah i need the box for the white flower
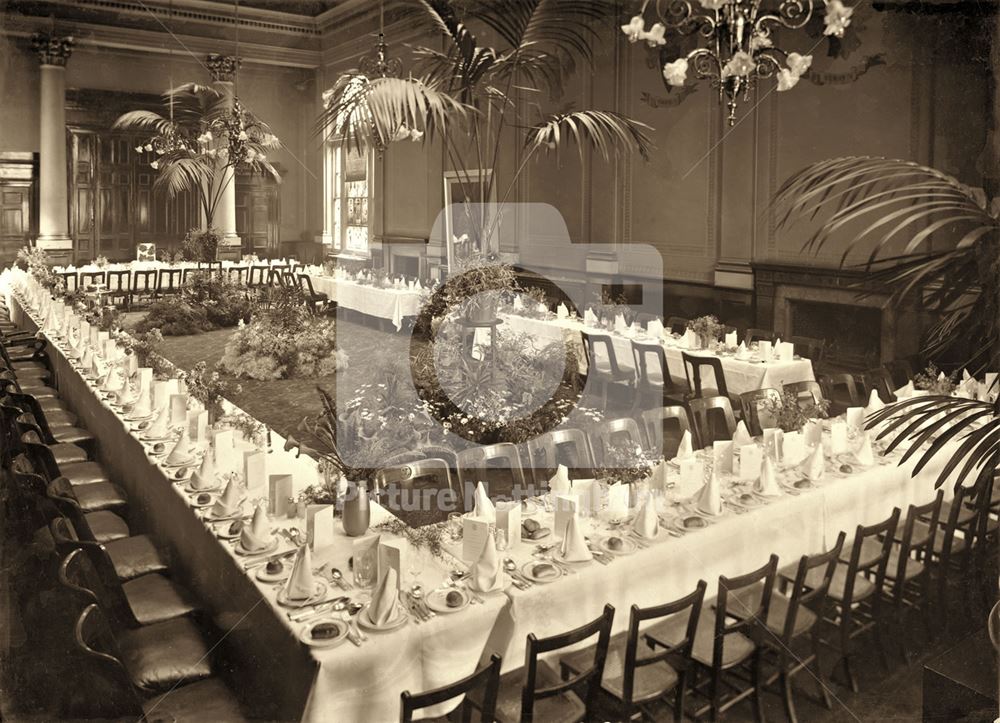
[409,128,424,142]
[787,52,813,76]
[750,33,773,51]
[149,160,159,169]
[662,58,689,87]
[197,130,213,144]
[824,0,853,37]
[392,125,411,142]
[237,130,248,141]
[257,153,266,161]
[144,143,153,152]
[722,50,756,78]
[776,68,800,91]
[698,0,733,9]
[642,22,666,47]
[134,145,144,153]
[620,14,645,43]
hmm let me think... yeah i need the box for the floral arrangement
[372,519,450,561]
[134,299,213,336]
[595,443,657,487]
[688,315,723,341]
[913,363,959,396]
[217,411,266,447]
[113,328,172,378]
[762,389,830,433]
[16,246,62,292]
[183,361,241,417]
[218,288,348,380]
[428,252,518,323]
[180,227,221,262]
[85,305,122,332]
[183,271,254,327]
[93,255,110,269]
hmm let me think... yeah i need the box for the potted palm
[114,84,281,257]
[317,0,653,257]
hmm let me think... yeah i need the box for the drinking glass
[495,529,508,552]
[448,512,464,541]
[353,549,377,589]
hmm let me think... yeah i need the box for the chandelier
[622,0,854,125]
[359,0,401,80]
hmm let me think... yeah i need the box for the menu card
[782,431,806,464]
[462,516,491,562]
[829,420,848,455]
[759,340,772,360]
[268,474,294,517]
[169,394,188,427]
[378,539,405,591]
[553,494,579,540]
[845,407,865,434]
[211,429,237,473]
[712,440,734,474]
[496,501,522,551]
[307,504,335,550]
[606,483,630,519]
[737,444,762,481]
[803,420,823,447]
[570,478,602,516]
[677,457,703,497]
[244,449,268,497]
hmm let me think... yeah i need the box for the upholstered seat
[646,611,755,669]
[51,426,96,446]
[11,360,48,372]
[117,616,213,693]
[142,678,247,722]
[493,661,586,723]
[49,442,88,466]
[61,461,112,487]
[105,535,170,581]
[42,409,78,428]
[803,563,875,603]
[122,574,199,626]
[560,634,678,704]
[71,481,128,513]
[38,396,75,418]
[85,510,131,542]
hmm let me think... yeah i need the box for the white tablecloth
[503,313,815,395]
[308,275,426,331]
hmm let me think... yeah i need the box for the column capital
[31,32,75,67]
[206,54,241,83]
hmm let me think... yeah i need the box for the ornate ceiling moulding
[64,0,321,35]
[30,31,75,66]
[206,53,241,82]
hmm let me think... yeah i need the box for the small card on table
[378,540,405,590]
[782,431,806,464]
[496,501,521,550]
[737,444,762,481]
[712,441,734,474]
[243,449,268,497]
[462,516,491,562]
[306,504,335,550]
[553,494,579,539]
[268,474,294,517]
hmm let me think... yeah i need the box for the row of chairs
[0,300,249,720]
[403,468,997,722]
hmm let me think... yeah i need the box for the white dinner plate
[425,588,469,614]
[277,581,328,609]
[186,481,221,494]
[553,549,594,565]
[215,520,243,540]
[299,620,348,648]
[255,560,291,583]
[162,457,197,469]
[189,492,216,509]
[168,466,194,483]
[357,602,409,631]
[235,536,278,556]
[598,536,637,555]
[520,561,562,584]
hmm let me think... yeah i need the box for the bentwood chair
[884,491,943,662]
[788,335,825,366]
[646,556,779,721]
[491,604,615,722]
[298,274,331,315]
[8,456,59,542]
[807,508,900,693]
[745,328,775,344]
[665,317,689,335]
[72,603,246,720]
[561,581,707,722]
[681,352,730,400]
[818,373,864,416]
[591,417,645,467]
[687,396,737,449]
[401,655,502,723]
[783,380,824,408]
[456,444,527,503]
[7,390,95,448]
[631,340,685,408]
[376,458,456,526]
[582,332,635,408]
[640,405,692,460]
[526,428,595,485]
[738,388,783,437]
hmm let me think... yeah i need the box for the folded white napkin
[101,366,123,393]
[647,319,664,338]
[241,503,271,551]
[894,381,915,399]
[286,544,316,601]
[725,330,738,348]
[682,329,697,349]
[648,459,669,491]
[145,405,170,438]
[853,433,875,466]
[735,341,750,360]
[865,388,885,415]
[732,421,752,446]
[117,379,139,409]
[165,428,194,465]
[557,303,569,319]
[513,295,524,310]
[472,482,495,521]
[549,464,571,495]
[471,529,504,592]
[675,430,694,460]
[632,496,659,539]
[560,514,593,562]
[584,308,598,326]
[799,445,825,481]
[536,302,548,315]
[211,476,244,517]
[614,314,627,333]
[697,472,723,516]
[755,457,782,497]
[190,447,217,490]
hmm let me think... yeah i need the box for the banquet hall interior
[1,0,999,721]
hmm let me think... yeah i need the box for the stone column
[206,54,241,251]
[31,33,75,264]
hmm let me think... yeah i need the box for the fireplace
[789,299,881,369]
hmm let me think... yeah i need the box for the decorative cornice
[31,32,75,67]
[206,53,241,82]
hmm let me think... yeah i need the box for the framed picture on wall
[136,243,156,262]
[443,169,495,269]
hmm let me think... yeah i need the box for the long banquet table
[5,270,972,723]
[306,273,426,331]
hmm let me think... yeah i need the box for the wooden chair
[687,396,737,449]
[681,352,730,399]
[591,417,645,466]
[884,359,915,388]
[783,380,824,408]
[456,443,527,502]
[196,260,223,278]
[50,513,168,583]
[631,340,685,408]
[665,316,689,335]
[58,270,79,292]
[807,508,900,692]
[526,428,595,484]
[298,274,331,315]
[157,267,183,297]
[738,388,782,437]
[376,458,457,525]
[492,604,615,722]
[745,328,775,344]
[818,373,864,416]
[921,480,980,627]
[131,269,158,305]
[863,367,896,405]
[228,266,249,286]
[582,332,635,408]
[247,265,269,288]
[401,655,501,723]
[80,270,108,290]
[646,556,779,721]
[788,335,825,365]
[640,405,692,460]
[106,269,132,309]
[561,581,707,722]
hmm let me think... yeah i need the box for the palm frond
[151,155,214,198]
[112,110,171,133]
[525,110,654,162]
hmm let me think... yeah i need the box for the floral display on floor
[134,271,254,336]
[219,287,348,380]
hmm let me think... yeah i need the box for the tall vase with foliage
[317,0,653,254]
[113,84,281,237]
[773,157,999,495]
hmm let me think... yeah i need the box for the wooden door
[96,136,133,256]
[69,131,97,260]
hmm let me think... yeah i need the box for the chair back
[665,316,689,335]
[377,458,456,508]
[640,405,692,459]
[779,532,846,643]
[884,359,915,388]
[788,335,825,364]
[842,508,901,605]
[930,481,972,569]
[738,388,782,437]
[456,443,527,500]
[400,655,502,723]
[80,270,107,289]
[248,265,269,287]
[157,267,182,293]
[891,491,943,600]
[819,373,864,408]
[106,270,131,295]
[72,603,146,716]
[298,274,319,297]
[864,368,896,404]
[58,535,133,627]
[132,269,157,294]
[181,267,198,285]
[631,340,669,390]
[228,266,249,285]
[9,392,57,443]
[783,380,824,407]
[9,458,53,536]
[681,352,729,398]
[745,328,775,344]
[714,556,779,670]
[591,417,644,466]
[687,395,736,449]
[522,604,615,722]
[526,428,594,481]
[58,271,79,292]
[581,332,628,377]
[625,581,706,707]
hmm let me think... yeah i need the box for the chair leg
[780,670,796,723]
[809,638,833,710]
[838,618,859,693]
[673,671,686,722]
[752,653,766,723]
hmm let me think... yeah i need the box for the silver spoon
[503,558,532,587]
[410,585,435,618]
[329,567,352,590]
